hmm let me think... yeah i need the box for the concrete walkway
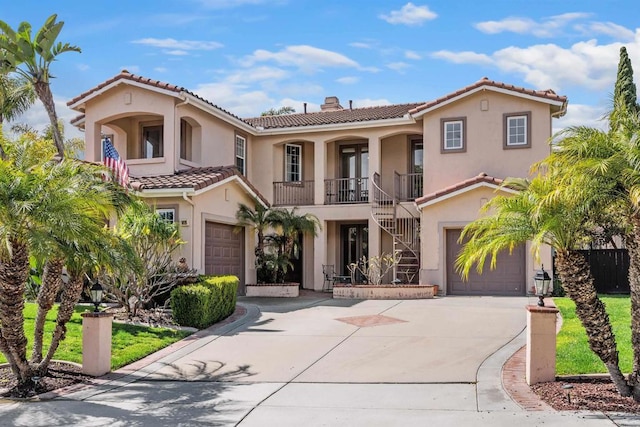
[0,294,637,426]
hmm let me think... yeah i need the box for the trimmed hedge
[171,275,238,329]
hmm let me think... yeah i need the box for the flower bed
[332,284,435,300]
[245,283,300,298]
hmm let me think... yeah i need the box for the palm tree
[456,174,631,397]
[0,132,130,390]
[0,14,81,158]
[0,74,35,159]
[269,207,321,259]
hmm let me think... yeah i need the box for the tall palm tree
[0,14,81,158]
[547,107,640,400]
[0,132,129,389]
[456,174,631,397]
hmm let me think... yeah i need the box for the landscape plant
[347,251,401,285]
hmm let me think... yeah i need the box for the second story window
[504,112,531,149]
[180,119,192,161]
[142,123,164,158]
[441,117,466,153]
[285,144,302,182]
[235,134,246,175]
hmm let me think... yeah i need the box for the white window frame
[285,144,302,182]
[442,118,465,152]
[156,208,175,223]
[235,134,246,175]
[505,113,530,148]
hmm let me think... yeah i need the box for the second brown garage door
[446,228,526,296]
[205,221,245,294]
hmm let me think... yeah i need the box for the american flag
[103,137,130,188]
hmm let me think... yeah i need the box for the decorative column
[314,140,326,205]
[525,305,559,385]
[81,311,114,377]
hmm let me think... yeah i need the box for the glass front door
[341,223,368,282]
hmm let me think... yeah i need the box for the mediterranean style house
[68,71,567,296]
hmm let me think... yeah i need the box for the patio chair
[323,264,336,292]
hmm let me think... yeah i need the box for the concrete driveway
[0,294,628,426]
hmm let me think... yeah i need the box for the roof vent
[321,96,343,111]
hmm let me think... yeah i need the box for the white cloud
[554,103,609,134]
[475,12,591,37]
[337,76,359,84]
[350,42,373,49]
[7,97,84,141]
[194,82,273,117]
[433,35,640,92]
[165,50,190,56]
[77,63,90,71]
[577,22,636,41]
[154,67,168,73]
[353,98,391,108]
[132,38,223,51]
[380,3,437,26]
[239,45,360,72]
[431,50,493,65]
[405,50,422,60]
[224,66,290,84]
[387,62,410,72]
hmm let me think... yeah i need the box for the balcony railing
[325,177,369,204]
[273,181,315,206]
[394,172,423,201]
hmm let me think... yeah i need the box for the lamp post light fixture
[90,281,104,313]
[533,265,552,307]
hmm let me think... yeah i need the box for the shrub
[171,275,238,328]
[170,285,212,329]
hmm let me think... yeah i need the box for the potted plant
[236,203,320,297]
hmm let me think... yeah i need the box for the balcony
[394,172,423,201]
[273,181,314,206]
[325,177,369,204]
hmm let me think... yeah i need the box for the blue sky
[3,0,639,139]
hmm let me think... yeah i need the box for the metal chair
[322,264,336,292]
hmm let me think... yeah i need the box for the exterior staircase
[371,172,420,283]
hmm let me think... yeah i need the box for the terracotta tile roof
[66,70,249,125]
[415,172,506,206]
[130,165,269,206]
[245,102,425,129]
[409,77,568,115]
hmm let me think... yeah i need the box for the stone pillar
[81,312,114,377]
[525,305,559,385]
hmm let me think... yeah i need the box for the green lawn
[555,295,631,375]
[0,303,192,370]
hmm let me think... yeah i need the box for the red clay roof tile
[415,172,506,206]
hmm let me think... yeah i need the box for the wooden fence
[572,249,630,294]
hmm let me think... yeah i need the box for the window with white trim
[285,144,302,182]
[504,112,531,148]
[235,135,246,175]
[156,208,175,223]
[441,118,466,152]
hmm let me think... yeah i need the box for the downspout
[182,191,196,272]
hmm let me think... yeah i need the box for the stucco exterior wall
[422,91,553,194]
[419,185,551,292]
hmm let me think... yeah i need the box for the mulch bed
[0,361,93,398]
[532,377,640,413]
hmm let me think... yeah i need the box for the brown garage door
[446,228,525,296]
[205,222,245,294]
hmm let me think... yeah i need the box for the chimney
[349,100,353,110]
[303,102,307,114]
[321,96,343,111]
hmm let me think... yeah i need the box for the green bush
[171,275,238,328]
